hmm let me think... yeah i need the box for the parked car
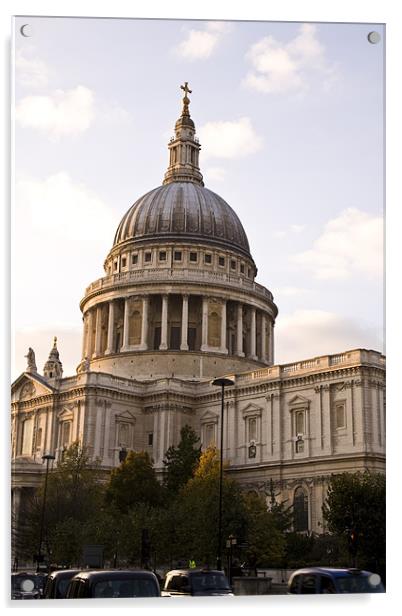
[43,569,82,599]
[288,567,385,594]
[11,572,42,600]
[66,570,160,599]
[162,568,233,597]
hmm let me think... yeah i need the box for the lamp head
[211,377,235,388]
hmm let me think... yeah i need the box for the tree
[13,443,106,565]
[172,447,248,565]
[242,492,286,569]
[105,450,163,513]
[163,425,201,495]
[322,471,385,579]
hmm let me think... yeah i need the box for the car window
[166,575,182,591]
[299,574,317,594]
[320,575,336,594]
[191,573,230,592]
[93,578,159,598]
[336,575,383,593]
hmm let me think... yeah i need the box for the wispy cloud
[198,117,263,159]
[175,21,231,60]
[15,45,49,88]
[244,23,338,95]
[15,85,95,139]
[274,224,305,238]
[291,208,383,280]
[275,309,383,364]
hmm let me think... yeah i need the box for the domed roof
[113,182,251,257]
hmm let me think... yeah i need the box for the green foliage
[105,450,164,513]
[242,492,286,568]
[266,479,293,533]
[163,425,201,495]
[322,471,385,574]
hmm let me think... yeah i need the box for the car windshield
[191,573,230,592]
[336,574,384,593]
[93,578,159,598]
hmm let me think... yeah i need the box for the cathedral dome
[113,182,251,258]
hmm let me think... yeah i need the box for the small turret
[43,336,63,379]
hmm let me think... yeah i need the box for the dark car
[162,568,233,597]
[66,570,160,599]
[43,569,82,599]
[11,572,42,600]
[288,567,385,594]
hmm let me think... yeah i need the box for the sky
[12,16,384,381]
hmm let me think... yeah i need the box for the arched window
[293,487,309,532]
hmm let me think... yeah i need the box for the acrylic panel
[12,16,385,599]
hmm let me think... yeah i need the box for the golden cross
[180,82,192,97]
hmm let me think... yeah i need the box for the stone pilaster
[250,307,257,360]
[201,296,209,351]
[180,294,189,351]
[105,300,115,355]
[220,300,228,354]
[160,295,169,350]
[236,302,244,357]
[121,297,130,351]
[140,296,149,350]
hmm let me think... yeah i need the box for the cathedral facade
[11,85,385,536]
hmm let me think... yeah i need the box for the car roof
[49,569,81,578]
[291,567,372,577]
[72,569,157,581]
[166,569,223,575]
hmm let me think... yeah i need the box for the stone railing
[234,349,385,384]
[84,267,273,302]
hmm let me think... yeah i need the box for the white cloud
[244,23,338,95]
[13,173,116,333]
[275,309,383,364]
[15,85,95,138]
[291,208,383,280]
[15,46,49,88]
[175,21,231,60]
[198,117,263,159]
[272,286,310,297]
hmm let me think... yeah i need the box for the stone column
[236,302,244,357]
[180,294,189,350]
[93,305,102,358]
[201,296,209,351]
[86,309,94,359]
[269,320,275,364]
[121,297,130,351]
[140,295,149,350]
[105,301,115,355]
[250,307,257,360]
[160,294,168,350]
[220,300,228,354]
[81,315,87,360]
[261,313,267,362]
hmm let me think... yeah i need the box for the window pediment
[57,408,74,422]
[241,403,262,418]
[288,395,310,410]
[116,410,136,423]
[200,410,218,424]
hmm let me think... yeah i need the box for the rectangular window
[121,257,127,267]
[159,251,167,261]
[249,417,257,441]
[170,326,181,350]
[335,404,346,428]
[295,411,304,435]
[189,251,198,262]
[132,254,138,265]
[204,253,212,264]
[21,418,33,455]
[205,423,215,446]
[188,327,197,351]
[114,261,118,271]
[148,433,153,446]
[231,259,237,270]
[144,252,152,263]
[218,256,225,267]
[174,251,182,261]
[240,264,245,274]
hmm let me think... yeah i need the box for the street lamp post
[36,453,55,571]
[212,377,234,571]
